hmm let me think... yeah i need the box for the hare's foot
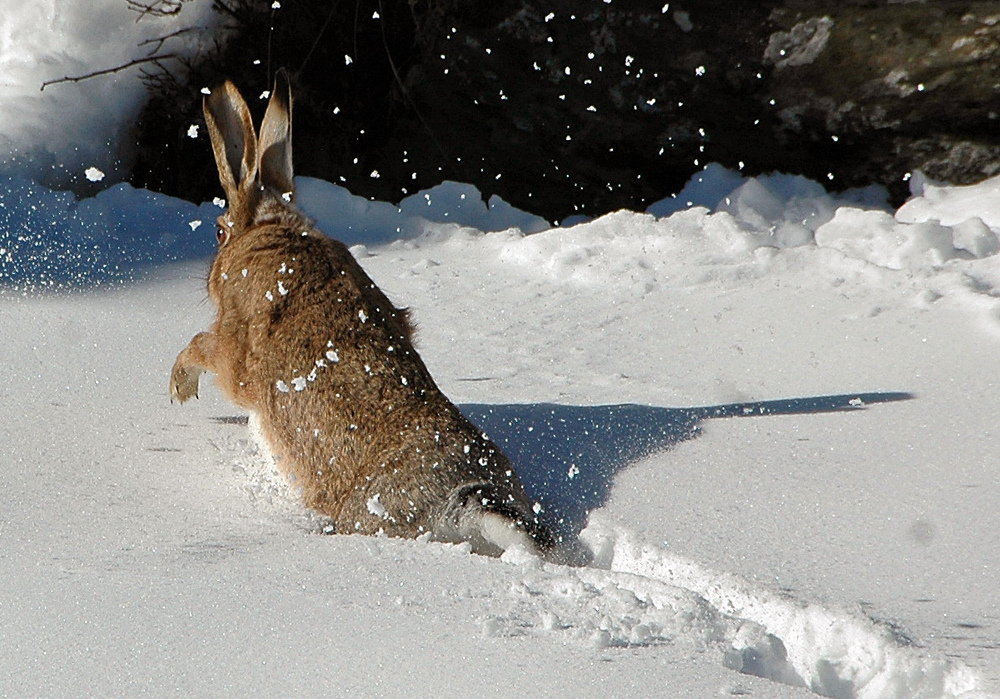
[170,359,203,403]
[170,335,214,403]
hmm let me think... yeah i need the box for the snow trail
[575,525,986,699]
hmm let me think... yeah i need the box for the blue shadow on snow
[459,392,913,543]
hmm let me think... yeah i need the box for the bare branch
[127,0,186,20]
[376,0,446,158]
[40,54,180,91]
[210,0,241,21]
[298,2,338,75]
[139,27,198,55]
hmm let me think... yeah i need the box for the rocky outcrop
[130,1,1000,221]
[763,3,1000,199]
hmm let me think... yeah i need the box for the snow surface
[3,162,1000,698]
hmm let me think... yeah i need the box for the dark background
[130,0,1000,222]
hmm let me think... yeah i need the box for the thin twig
[139,27,198,55]
[210,0,240,21]
[376,0,446,158]
[298,0,340,75]
[127,0,185,20]
[40,54,180,91]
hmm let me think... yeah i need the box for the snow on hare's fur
[170,71,554,558]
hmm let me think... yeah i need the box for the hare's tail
[435,482,562,560]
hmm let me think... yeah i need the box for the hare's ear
[203,81,258,200]
[258,69,294,198]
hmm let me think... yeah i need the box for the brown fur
[170,71,554,556]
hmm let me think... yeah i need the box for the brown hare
[170,70,555,558]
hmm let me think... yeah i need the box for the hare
[170,70,555,558]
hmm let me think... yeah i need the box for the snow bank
[491,165,1000,336]
[643,163,1000,274]
[9,154,1000,302]
[645,163,1000,271]
[0,176,543,290]
[296,177,548,245]
[898,171,1000,230]
[0,175,219,288]
[0,0,215,184]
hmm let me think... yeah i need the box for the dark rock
[763,2,1000,202]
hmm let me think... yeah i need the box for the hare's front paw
[170,359,202,404]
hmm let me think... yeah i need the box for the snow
[367,494,387,519]
[2,6,1000,695]
[3,162,1000,698]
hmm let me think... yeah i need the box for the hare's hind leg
[169,332,219,403]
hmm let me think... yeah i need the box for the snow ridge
[484,525,988,699]
[579,525,986,699]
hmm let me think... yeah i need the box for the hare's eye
[216,226,230,247]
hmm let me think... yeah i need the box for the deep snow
[2,163,1000,698]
